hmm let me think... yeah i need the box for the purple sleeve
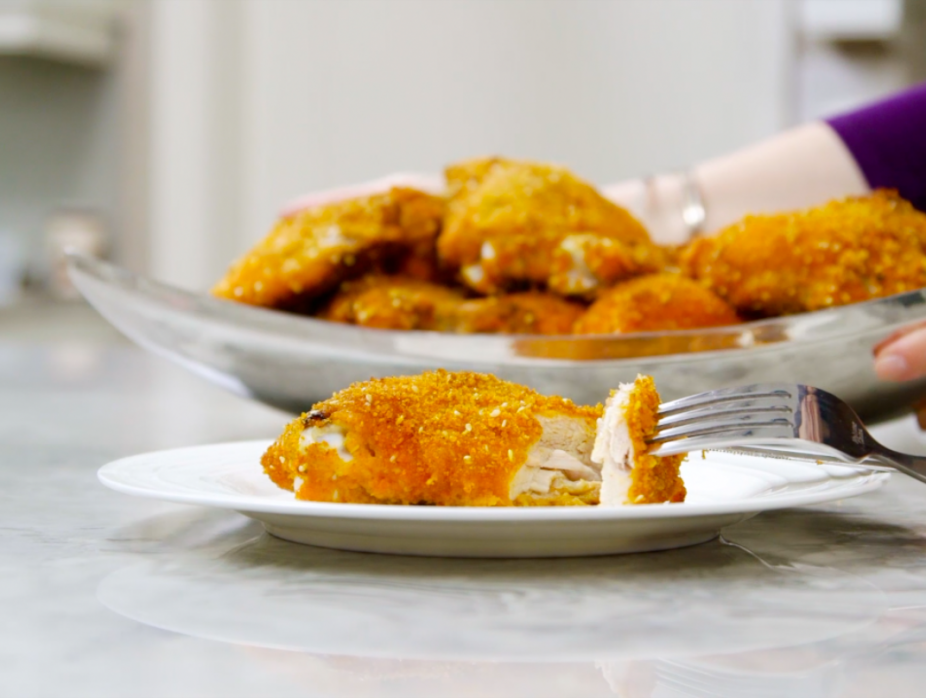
[827,82,926,212]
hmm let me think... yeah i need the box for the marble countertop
[5,342,926,698]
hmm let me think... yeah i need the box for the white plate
[98,440,888,558]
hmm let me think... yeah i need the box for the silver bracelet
[679,171,707,236]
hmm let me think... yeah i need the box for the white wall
[147,0,794,290]
[147,0,244,290]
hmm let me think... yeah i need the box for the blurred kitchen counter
[4,340,926,697]
[0,295,127,343]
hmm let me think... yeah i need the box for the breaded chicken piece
[680,190,926,317]
[391,246,448,284]
[261,370,687,506]
[212,187,443,310]
[319,277,583,335]
[262,371,603,506]
[454,291,586,335]
[439,158,664,297]
[318,275,463,331]
[573,274,740,334]
[593,375,686,504]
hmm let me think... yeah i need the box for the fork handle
[872,447,926,486]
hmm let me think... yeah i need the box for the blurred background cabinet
[0,0,119,65]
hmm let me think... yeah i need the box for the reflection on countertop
[4,343,926,697]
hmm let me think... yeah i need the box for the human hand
[280,172,443,217]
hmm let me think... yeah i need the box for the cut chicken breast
[593,375,686,505]
[262,371,686,507]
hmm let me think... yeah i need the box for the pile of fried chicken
[213,157,926,336]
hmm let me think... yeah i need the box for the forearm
[603,122,869,244]
[607,82,926,245]
[695,122,869,232]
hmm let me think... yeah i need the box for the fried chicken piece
[318,275,463,331]
[212,187,443,310]
[319,276,583,335]
[680,190,926,317]
[439,158,664,297]
[261,370,687,506]
[263,371,602,506]
[454,291,586,335]
[391,245,448,284]
[593,375,686,504]
[573,274,740,334]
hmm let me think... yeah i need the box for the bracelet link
[680,171,706,236]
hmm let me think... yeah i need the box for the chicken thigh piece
[680,190,926,317]
[439,158,664,297]
[212,187,444,311]
[319,277,584,335]
[573,274,740,334]
[318,274,464,331]
[453,291,586,335]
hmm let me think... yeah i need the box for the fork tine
[658,384,794,416]
[647,425,798,456]
[656,399,793,429]
[651,416,794,443]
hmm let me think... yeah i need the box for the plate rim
[98,439,890,522]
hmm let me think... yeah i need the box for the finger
[280,173,444,217]
[874,327,926,381]
[873,320,926,357]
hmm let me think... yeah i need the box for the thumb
[874,327,926,381]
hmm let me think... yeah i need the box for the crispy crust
[438,158,662,296]
[680,190,926,317]
[573,273,740,334]
[320,275,586,335]
[454,291,586,335]
[212,187,443,309]
[261,370,602,506]
[318,274,464,331]
[623,375,686,504]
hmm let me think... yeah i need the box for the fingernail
[875,354,910,381]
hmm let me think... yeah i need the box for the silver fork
[647,383,926,485]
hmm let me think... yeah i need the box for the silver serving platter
[68,253,926,422]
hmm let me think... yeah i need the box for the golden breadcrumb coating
[438,157,663,296]
[623,375,686,504]
[212,187,443,310]
[680,190,926,317]
[261,370,602,506]
[318,275,463,331]
[573,273,740,334]
[454,291,586,335]
[391,246,449,284]
[318,276,585,335]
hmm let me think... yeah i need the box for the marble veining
[5,344,926,697]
